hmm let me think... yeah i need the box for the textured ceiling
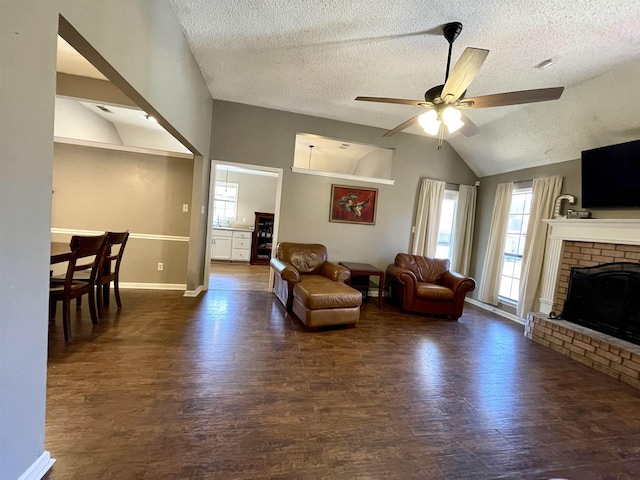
[170,0,640,176]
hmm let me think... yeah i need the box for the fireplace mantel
[538,218,640,314]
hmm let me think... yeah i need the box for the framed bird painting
[329,185,378,225]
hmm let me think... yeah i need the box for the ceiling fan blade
[356,96,427,106]
[440,47,489,103]
[382,114,422,137]
[460,87,565,109]
[458,113,480,137]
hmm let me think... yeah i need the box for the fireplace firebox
[561,262,640,345]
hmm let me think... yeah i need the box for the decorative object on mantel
[566,209,591,219]
[552,194,576,218]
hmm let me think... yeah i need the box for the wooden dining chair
[96,231,129,318]
[71,231,129,319]
[49,234,108,342]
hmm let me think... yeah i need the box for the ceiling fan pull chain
[438,122,445,150]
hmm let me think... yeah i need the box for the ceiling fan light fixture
[446,118,464,134]
[442,107,464,133]
[418,110,441,136]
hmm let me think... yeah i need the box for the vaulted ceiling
[169,0,640,176]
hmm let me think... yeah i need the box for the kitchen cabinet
[251,212,275,265]
[212,228,254,262]
[211,229,232,260]
[231,230,252,262]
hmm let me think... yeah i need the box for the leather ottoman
[292,279,362,330]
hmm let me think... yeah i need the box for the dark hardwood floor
[209,262,270,291]
[45,279,640,479]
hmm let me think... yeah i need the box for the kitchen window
[212,181,238,223]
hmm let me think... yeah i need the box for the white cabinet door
[211,236,232,260]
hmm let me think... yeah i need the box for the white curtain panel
[478,182,514,305]
[411,179,446,257]
[451,185,477,276]
[516,175,563,318]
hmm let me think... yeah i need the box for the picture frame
[329,184,378,225]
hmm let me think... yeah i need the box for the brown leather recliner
[270,243,361,330]
[270,243,350,310]
[386,253,476,320]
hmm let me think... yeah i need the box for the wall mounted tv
[581,139,640,208]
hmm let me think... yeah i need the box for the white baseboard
[119,282,187,291]
[465,297,525,325]
[183,285,203,297]
[18,451,55,480]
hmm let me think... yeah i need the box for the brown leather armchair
[270,242,351,312]
[386,254,476,319]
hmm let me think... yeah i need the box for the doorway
[205,160,283,292]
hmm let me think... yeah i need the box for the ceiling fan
[355,22,564,148]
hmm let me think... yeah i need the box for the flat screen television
[581,139,640,208]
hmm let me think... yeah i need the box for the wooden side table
[339,262,385,309]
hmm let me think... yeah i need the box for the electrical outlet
[242,217,246,223]
[182,204,189,212]
[157,262,164,271]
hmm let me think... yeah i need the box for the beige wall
[229,170,277,227]
[52,143,193,284]
[211,101,478,271]
[0,2,212,478]
[469,158,640,312]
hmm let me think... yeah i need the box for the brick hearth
[526,313,640,390]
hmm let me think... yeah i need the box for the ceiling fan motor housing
[424,85,445,104]
[424,84,466,104]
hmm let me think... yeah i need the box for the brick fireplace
[525,219,640,389]
[536,219,640,314]
[552,241,640,314]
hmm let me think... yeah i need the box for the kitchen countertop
[212,226,253,232]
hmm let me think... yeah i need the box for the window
[499,187,533,303]
[212,181,238,223]
[435,190,459,259]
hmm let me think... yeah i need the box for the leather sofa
[270,243,362,330]
[386,253,476,319]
